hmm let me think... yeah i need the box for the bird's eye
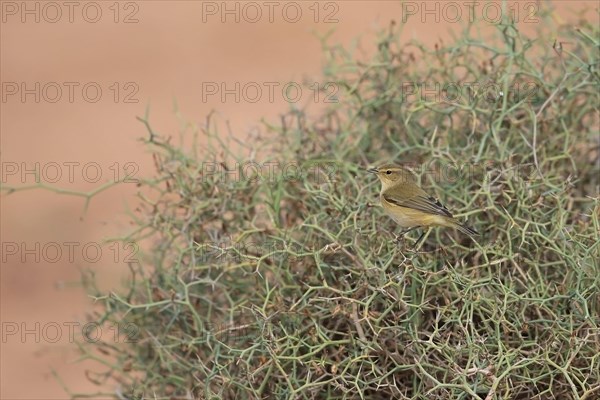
[386,170,392,175]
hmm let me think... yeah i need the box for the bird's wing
[383,190,453,218]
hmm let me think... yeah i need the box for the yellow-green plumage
[369,164,478,237]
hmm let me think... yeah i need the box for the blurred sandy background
[1,1,595,398]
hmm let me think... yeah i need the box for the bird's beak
[367,167,379,174]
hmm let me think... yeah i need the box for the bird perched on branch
[368,164,478,245]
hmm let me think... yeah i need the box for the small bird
[368,164,478,244]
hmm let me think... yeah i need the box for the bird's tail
[454,221,479,237]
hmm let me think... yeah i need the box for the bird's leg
[399,226,420,236]
[395,226,420,246]
[413,229,428,249]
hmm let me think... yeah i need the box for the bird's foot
[394,227,420,247]
[393,233,404,246]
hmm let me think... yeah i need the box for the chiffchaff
[368,164,478,243]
